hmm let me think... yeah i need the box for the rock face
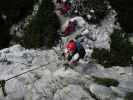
[119,80,133,92]
[0,45,132,100]
[0,1,132,100]
[89,84,115,100]
[53,85,94,100]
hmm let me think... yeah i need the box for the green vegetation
[73,0,110,24]
[108,0,133,33]
[93,76,119,87]
[0,0,35,23]
[125,92,133,100]
[22,0,60,48]
[0,16,11,49]
[92,48,111,67]
[0,0,35,49]
[92,30,133,67]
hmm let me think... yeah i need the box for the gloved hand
[69,60,77,66]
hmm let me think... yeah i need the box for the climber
[63,39,86,65]
[56,0,71,15]
[60,20,77,36]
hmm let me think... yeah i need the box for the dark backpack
[76,41,86,59]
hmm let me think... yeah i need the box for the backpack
[76,41,86,59]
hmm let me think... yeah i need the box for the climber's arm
[69,53,80,65]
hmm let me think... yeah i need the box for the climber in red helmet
[64,39,86,66]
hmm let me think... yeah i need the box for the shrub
[125,92,133,100]
[92,76,119,87]
[92,30,133,67]
[22,0,60,49]
[108,0,133,33]
[0,16,11,49]
[92,48,111,67]
[0,0,35,23]
[110,30,133,66]
[71,0,110,24]
[0,0,35,49]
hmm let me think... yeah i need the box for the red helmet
[66,40,76,52]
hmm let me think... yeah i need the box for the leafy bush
[125,92,133,100]
[93,76,119,87]
[0,0,35,49]
[22,0,60,49]
[71,0,110,24]
[92,48,111,67]
[92,30,133,67]
[108,0,133,33]
[0,16,11,49]
[0,0,35,23]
